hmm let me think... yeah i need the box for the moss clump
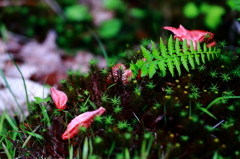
[7,39,240,158]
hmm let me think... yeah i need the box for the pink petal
[62,107,105,140]
[50,87,68,110]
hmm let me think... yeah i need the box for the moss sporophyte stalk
[5,25,240,158]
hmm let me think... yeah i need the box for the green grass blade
[212,151,218,159]
[88,28,109,64]
[40,105,51,127]
[82,137,89,159]
[206,96,240,110]
[198,106,217,119]
[2,142,12,159]
[141,139,147,159]
[7,52,30,107]
[24,130,44,140]
[22,125,41,148]
[0,69,24,119]
[145,135,154,158]
[107,142,115,159]
[69,145,74,159]
[89,137,93,156]
[125,148,130,159]
[4,112,18,131]
[0,112,6,133]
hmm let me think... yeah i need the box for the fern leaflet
[131,37,221,78]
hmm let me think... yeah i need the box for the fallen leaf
[163,24,215,49]
[62,107,105,140]
[0,76,49,120]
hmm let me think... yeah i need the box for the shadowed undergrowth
[1,37,240,159]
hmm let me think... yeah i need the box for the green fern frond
[181,55,189,72]
[151,41,159,59]
[141,46,152,61]
[168,35,174,56]
[197,42,202,52]
[131,37,221,78]
[141,63,149,77]
[149,61,157,78]
[175,38,180,55]
[160,38,167,57]
[174,56,181,76]
[183,39,188,54]
[167,57,175,77]
[158,60,167,77]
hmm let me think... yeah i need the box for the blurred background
[0,0,240,116]
[0,0,239,55]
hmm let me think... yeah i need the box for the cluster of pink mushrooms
[50,25,215,140]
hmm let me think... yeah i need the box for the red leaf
[163,25,215,50]
[62,107,105,140]
[50,87,68,110]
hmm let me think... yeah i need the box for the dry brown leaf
[0,76,49,119]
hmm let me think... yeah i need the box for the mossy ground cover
[1,38,240,158]
[1,1,240,158]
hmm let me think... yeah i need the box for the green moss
[5,35,240,158]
